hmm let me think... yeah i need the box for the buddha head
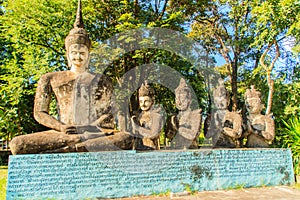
[244,85,264,114]
[175,78,192,111]
[65,0,91,70]
[138,82,155,111]
[213,78,230,110]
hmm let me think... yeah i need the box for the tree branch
[158,0,168,21]
[24,39,62,56]
[194,17,214,24]
[260,40,280,115]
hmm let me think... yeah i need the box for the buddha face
[214,95,228,110]
[68,44,89,70]
[246,98,262,114]
[176,91,191,111]
[139,96,154,111]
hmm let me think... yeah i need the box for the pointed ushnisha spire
[244,85,261,100]
[175,78,191,97]
[213,78,229,99]
[65,0,91,50]
[74,0,84,28]
[139,81,155,98]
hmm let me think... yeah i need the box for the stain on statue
[10,1,133,154]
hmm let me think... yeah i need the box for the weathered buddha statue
[166,78,201,149]
[131,82,165,150]
[10,0,133,154]
[205,79,242,148]
[243,85,275,148]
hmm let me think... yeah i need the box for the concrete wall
[6,149,294,199]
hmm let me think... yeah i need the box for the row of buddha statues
[9,0,275,154]
[133,79,274,150]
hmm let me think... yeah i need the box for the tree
[0,0,207,139]
[189,0,257,111]
[250,0,300,115]
[0,0,73,140]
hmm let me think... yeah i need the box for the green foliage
[183,183,195,194]
[1,0,207,140]
[224,183,246,190]
[0,0,72,138]
[282,116,300,175]
[0,166,7,200]
[0,0,299,147]
[251,0,300,53]
[150,189,171,196]
[189,0,258,110]
[190,0,300,146]
[283,82,300,116]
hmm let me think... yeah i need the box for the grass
[0,166,8,200]
[282,117,300,175]
[223,183,246,190]
[294,183,300,190]
[150,189,171,197]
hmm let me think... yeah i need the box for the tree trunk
[266,73,274,115]
[231,59,238,112]
[259,40,280,115]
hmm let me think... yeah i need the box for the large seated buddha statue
[10,0,133,154]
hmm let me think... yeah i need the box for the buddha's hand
[60,125,78,134]
[130,116,139,135]
[62,125,100,134]
[61,125,91,135]
[247,121,254,134]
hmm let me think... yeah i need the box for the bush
[282,116,300,175]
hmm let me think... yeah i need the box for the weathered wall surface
[6,149,294,199]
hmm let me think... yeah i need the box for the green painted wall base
[6,148,294,199]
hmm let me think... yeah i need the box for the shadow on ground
[108,186,300,200]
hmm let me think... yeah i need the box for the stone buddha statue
[205,79,242,148]
[10,0,133,154]
[131,82,165,150]
[166,78,201,149]
[243,85,275,148]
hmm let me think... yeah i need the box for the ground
[111,186,300,200]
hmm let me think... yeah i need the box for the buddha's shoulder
[38,71,74,83]
[40,71,70,79]
[93,73,112,82]
[190,108,202,115]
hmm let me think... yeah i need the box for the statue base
[6,149,295,199]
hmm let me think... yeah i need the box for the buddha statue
[131,82,165,150]
[10,0,133,154]
[166,78,201,149]
[205,79,242,148]
[243,85,275,148]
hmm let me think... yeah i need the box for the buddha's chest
[139,112,152,128]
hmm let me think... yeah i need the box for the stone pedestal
[6,149,295,199]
